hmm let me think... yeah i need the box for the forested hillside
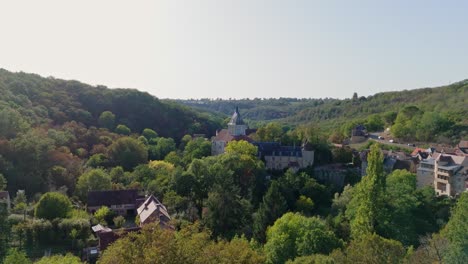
[178,81,468,143]
[0,69,222,139]
[0,69,467,263]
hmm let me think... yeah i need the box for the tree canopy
[35,192,72,220]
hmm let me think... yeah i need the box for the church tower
[228,107,247,136]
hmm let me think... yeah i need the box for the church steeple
[228,106,247,136]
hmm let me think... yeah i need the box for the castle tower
[228,106,247,136]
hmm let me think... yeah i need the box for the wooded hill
[0,69,223,140]
[177,81,468,143]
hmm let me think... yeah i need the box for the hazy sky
[1,0,467,99]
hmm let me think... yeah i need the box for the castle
[211,107,314,170]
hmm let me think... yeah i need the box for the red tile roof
[213,129,234,142]
[213,129,253,143]
[411,148,427,156]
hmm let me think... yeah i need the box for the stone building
[211,107,252,155]
[433,154,468,196]
[211,107,314,170]
[416,153,468,197]
[254,142,314,170]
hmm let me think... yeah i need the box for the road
[368,132,417,151]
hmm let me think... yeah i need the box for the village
[2,107,466,263]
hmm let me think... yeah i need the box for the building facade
[255,142,314,170]
[211,107,314,170]
[211,107,251,156]
[87,189,144,216]
[416,153,468,197]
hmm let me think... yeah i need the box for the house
[91,224,141,251]
[0,191,10,210]
[411,148,433,160]
[350,125,368,144]
[433,154,468,196]
[136,195,171,228]
[87,189,144,216]
[417,153,468,196]
[254,142,314,170]
[89,195,171,255]
[416,157,436,188]
[360,149,416,176]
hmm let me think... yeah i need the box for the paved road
[368,132,417,151]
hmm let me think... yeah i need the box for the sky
[0,0,467,99]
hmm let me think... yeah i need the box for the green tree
[253,181,288,243]
[330,233,406,264]
[113,215,126,228]
[0,173,6,190]
[0,200,10,260]
[441,192,468,262]
[364,114,384,132]
[75,168,112,200]
[382,169,418,246]
[148,137,176,160]
[108,137,148,170]
[109,166,126,184]
[94,206,114,226]
[35,253,82,264]
[346,144,385,239]
[382,111,397,126]
[142,128,158,140]
[265,212,342,264]
[225,140,258,157]
[98,111,116,130]
[8,129,54,195]
[182,138,211,165]
[3,248,31,264]
[204,183,251,239]
[286,254,335,264]
[85,153,109,168]
[99,223,264,264]
[256,122,284,142]
[186,159,213,216]
[391,106,422,140]
[115,124,131,135]
[164,151,182,167]
[295,195,314,216]
[0,107,30,139]
[179,134,192,150]
[34,192,72,220]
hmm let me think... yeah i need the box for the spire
[229,106,245,125]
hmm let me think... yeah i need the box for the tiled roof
[213,129,234,142]
[411,148,428,156]
[213,129,253,143]
[96,227,141,251]
[228,107,245,125]
[87,189,141,207]
[254,142,303,158]
[137,195,171,225]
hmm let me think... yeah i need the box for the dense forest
[0,69,223,139]
[177,80,467,144]
[0,70,467,263]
